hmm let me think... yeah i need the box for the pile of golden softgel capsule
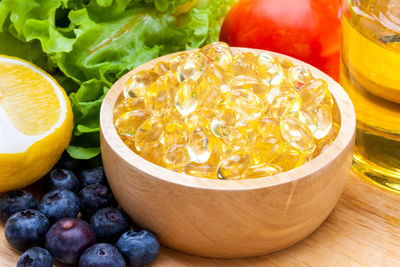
[113,42,340,180]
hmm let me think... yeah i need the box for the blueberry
[0,190,36,223]
[45,218,96,264]
[80,167,107,187]
[55,151,85,174]
[78,185,115,216]
[115,230,160,266]
[17,247,53,267]
[79,243,125,267]
[46,169,80,193]
[5,210,50,251]
[37,189,80,222]
[90,207,130,243]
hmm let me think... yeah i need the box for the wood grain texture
[1,172,399,266]
[100,48,356,258]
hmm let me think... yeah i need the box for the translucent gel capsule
[177,52,208,82]
[135,117,164,152]
[183,162,218,179]
[273,146,305,172]
[184,108,216,131]
[245,163,281,179]
[154,61,170,76]
[229,75,270,98]
[258,117,281,138]
[217,152,250,180]
[123,70,158,98]
[298,110,318,134]
[228,128,255,153]
[251,134,283,164]
[145,79,169,116]
[164,121,186,147]
[299,79,329,110]
[163,144,190,169]
[277,57,294,73]
[204,63,229,93]
[115,109,151,137]
[200,42,233,70]
[230,52,256,76]
[287,66,313,91]
[254,53,284,87]
[187,127,214,163]
[169,53,188,73]
[211,108,236,138]
[280,118,316,153]
[162,71,179,102]
[138,141,165,166]
[197,75,221,109]
[236,116,259,134]
[113,98,145,120]
[226,89,264,117]
[313,104,333,139]
[268,91,302,119]
[175,79,198,116]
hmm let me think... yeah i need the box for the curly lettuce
[0,0,234,159]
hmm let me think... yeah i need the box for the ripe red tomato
[220,0,341,81]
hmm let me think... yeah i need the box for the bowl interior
[100,47,356,191]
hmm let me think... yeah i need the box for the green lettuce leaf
[0,0,235,160]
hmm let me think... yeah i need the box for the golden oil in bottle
[341,0,400,192]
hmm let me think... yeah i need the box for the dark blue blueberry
[80,167,107,187]
[0,190,36,223]
[115,230,160,266]
[78,185,115,217]
[55,152,86,174]
[5,209,50,251]
[79,243,125,267]
[47,169,80,193]
[45,218,96,264]
[90,207,130,243]
[37,189,80,222]
[17,247,53,267]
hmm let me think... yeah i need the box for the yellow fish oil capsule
[254,53,284,87]
[138,141,165,166]
[200,42,233,70]
[145,79,169,116]
[229,75,270,98]
[174,79,198,116]
[163,121,186,147]
[273,146,305,171]
[123,70,158,98]
[313,104,333,139]
[187,127,214,163]
[299,79,329,110]
[280,118,316,153]
[161,71,179,102]
[183,162,218,179]
[204,63,228,93]
[226,89,264,117]
[298,109,318,134]
[134,117,164,152]
[287,66,313,91]
[228,128,255,153]
[197,75,222,109]
[115,109,151,137]
[169,53,188,73]
[251,134,283,164]
[268,91,301,119]
[258,117,281,138]
[245,163,281,179]
[230,52,256,76]
[210,108,236,138]
[163,144,190,169]
[184,108,216,131]
[177,52,208,82]
[217,152,250,180]
[113,98,145,121]
[277,57,294,72]
[154,61,170,76]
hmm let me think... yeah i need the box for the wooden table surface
[1,171,399,266]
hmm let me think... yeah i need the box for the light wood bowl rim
[100,47,356,191]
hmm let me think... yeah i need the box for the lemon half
[0,55,73,192]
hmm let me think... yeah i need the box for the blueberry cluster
[0,155,159,267]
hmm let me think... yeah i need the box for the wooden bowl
[100,48,356,258]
